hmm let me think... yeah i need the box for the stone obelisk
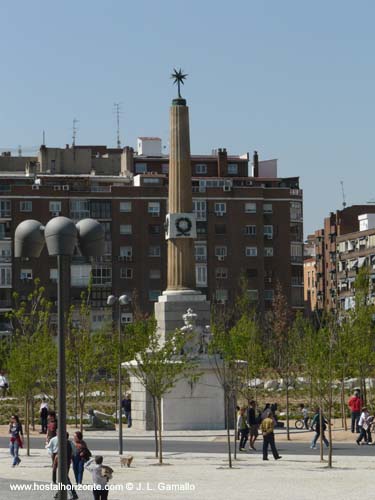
[130,71,225,431]
[167,96,195,291]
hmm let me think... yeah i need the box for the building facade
[0,140,304,335]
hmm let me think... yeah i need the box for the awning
[358,256,367,268]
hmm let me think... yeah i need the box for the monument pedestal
[130,292,225,431]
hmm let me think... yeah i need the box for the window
[214,202,226,216]
[120,201,132,213]
[244,225,256,236]
[246,268,258,278]
[70,199,90,220]
[149,224,161,235]
[135,163,147,174]
[245,202,256,214]
[291,243,303,263]
[215,246,227,258]
[290,201,302,221]
[150,269,161,279]
[92,265,112,286]
[148,201,160,216]
[264,247,274,257]
[215,267,228,279]
[215,289,228,302]
[49,201,61,214]
[121,312,133,324]
[120,268,133,279]
[264,290,274,301]
[50,269,58,282]
[149,290,161,301]
[0,267,11,286]
[195,243,207,262]
[193,200,207,221]
[263,203,273,214]
[162,164,169,174]
[215,224,226,235]
[71,264,91,287]
[149,245,161,257]
[91,200,111,219]
[0,244,11,257]
[20,269,33,280]
[120,246,132,258]
[0,200,11,218]
[195,164,207,174]
[248,289,259,302]
[120,224,132,235]
[196,264,207,287]
[227,163,238,175]
[20,201,32,212]
[196,222,207,235]
[0,222,11,239]
[264,225,273,239]
[245,246,257,257]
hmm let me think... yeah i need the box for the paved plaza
[1,427,374,500]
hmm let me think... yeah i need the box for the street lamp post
[15,217,104,500]
[107,294,129,455]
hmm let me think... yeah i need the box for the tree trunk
[157,397,163,465]
[79,398,84,434]
[225,391,232,468]
[340,377,347,431]
[152,395,159,458]
[31,398,35,431]
[319,405,324,462]
[233,399,237,460]
[328,393,333,468]
[286,384,290,441]
[25,396,30,456]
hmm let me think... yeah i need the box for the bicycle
[295,418,305,430]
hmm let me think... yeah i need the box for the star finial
[171,68,188,99]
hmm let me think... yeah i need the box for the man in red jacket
[348,390,363,433]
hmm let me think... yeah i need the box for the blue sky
[1,0,374,235]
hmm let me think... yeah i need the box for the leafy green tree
[124,317,198,465]
[6,280,53,454]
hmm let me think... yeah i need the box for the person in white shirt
[0,371,9,397]
[357,407,371,445]
[85,456,111,500]
[300,404,309,429]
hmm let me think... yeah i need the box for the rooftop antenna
[18,145,22,157]
[42,130,46,146]
[340,180,347,209]
[72,118,79,147]
[114,103,122,148]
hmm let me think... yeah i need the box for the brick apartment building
[0,139,304,335]
[305,205,375,313]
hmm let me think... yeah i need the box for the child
[85,455,113,500]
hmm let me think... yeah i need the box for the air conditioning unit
[62,185,70,191]
[216,212,224,217]
[217,255,225,261]
[265,277,272,283]
[53,185,61,191]
[51,211,60,217]
[32,184,40,190]
[223,184,231,192]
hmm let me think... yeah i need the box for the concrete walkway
[1,444,374,500]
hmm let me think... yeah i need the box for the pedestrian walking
[121,394,132,428]
[85,455,113,500]
[40,397,49,434]
[73,431,91,484]
[48,432,78,500]
[0,371,9,397]
[300,403,309,429]
[260,409,282,461]
[237,407,249,451]
[356,407,372,445]
[247,400,259,450]
[9,415,23,467]
[310,408,329,449]
[348,390,363,434]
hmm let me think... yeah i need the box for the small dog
[120,456,133,468]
